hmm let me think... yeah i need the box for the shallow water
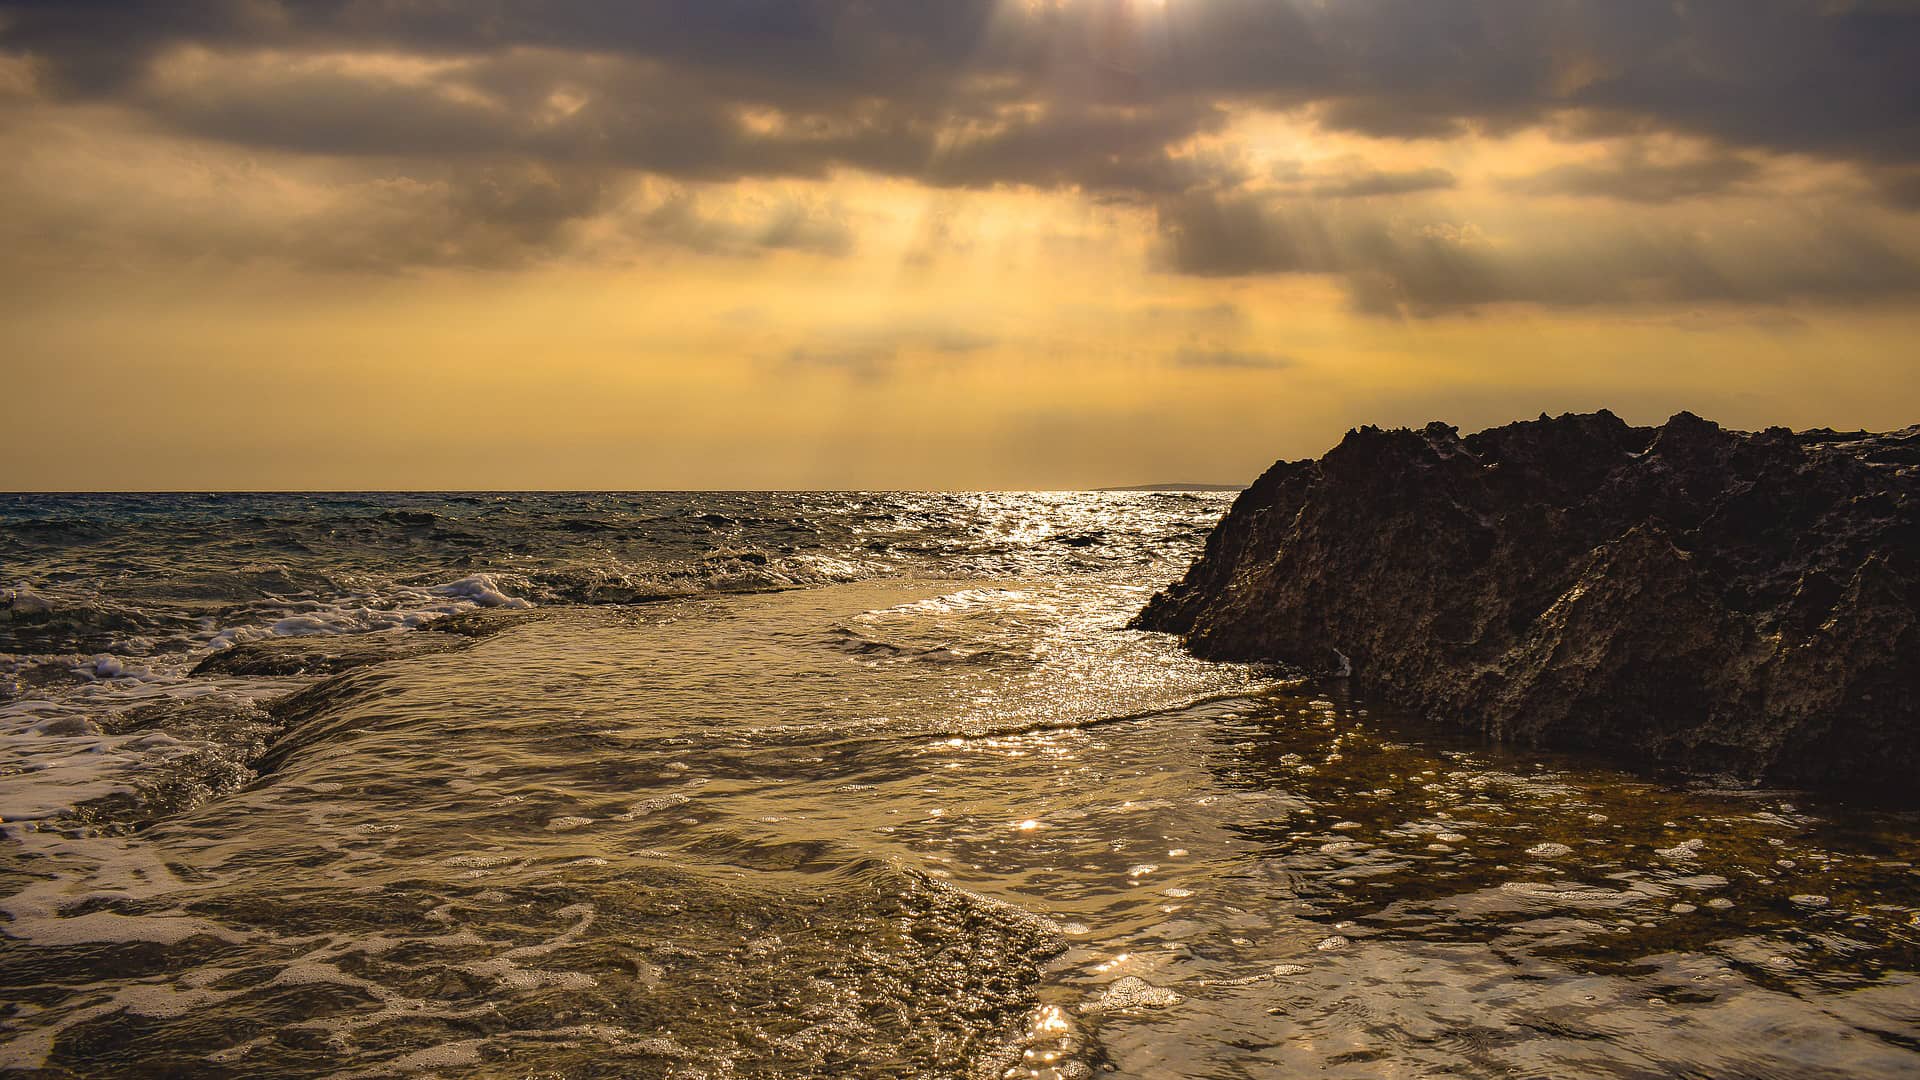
[3,495,1918,1078]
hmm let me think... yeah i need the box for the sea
[2,492,1916,1078]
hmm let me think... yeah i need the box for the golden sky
[3,1,1918,489]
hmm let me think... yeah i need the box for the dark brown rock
[1136,411,1920,795]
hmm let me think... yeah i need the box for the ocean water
[2,492,1917,1078]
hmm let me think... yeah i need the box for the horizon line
[0,485,1251,497]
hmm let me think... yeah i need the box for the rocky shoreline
[1136,411,1920,796]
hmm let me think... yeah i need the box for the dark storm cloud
[1197,1,1920,168]
[5,0,1918,186]
[5,0,1919,305]
[0,0,254,94]
[1157,192,1920,315]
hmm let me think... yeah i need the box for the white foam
[0,569,547,829]
[1657,839,1707,860]
[0,830,255,950]
[5,909,247,947]
[202,573,537,652]
[862,588,1036,618]
[0,726,181,822]
[330,1039,487,1078]
[453,903,598,992]
[1081,976,1183,1013]
[0,666,291,827]
[432,574,532,610]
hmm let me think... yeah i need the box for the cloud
[1156,191,1920,316]
[5,0,1918,187]
[271,164,623,272]
[785,343,900,382]
[0,117,626,275]
[1303,166,1458,200]
[1504,144,1764,204]
[1174,347,1295,371]
[921,100,1241,195]
[636,191,854,258]
[3,0,1919,285]
[784,325,996,381]
[1312,97,1476,142]
[0,110,866,277]
[1873,168,1920,211]
[1136,302,1247,331]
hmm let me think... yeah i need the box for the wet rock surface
[1137,411,1920,795]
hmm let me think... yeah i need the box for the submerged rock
[0,587,53,623]
[1136,411,1920,796]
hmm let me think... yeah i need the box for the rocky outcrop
[1136,411,1920,795]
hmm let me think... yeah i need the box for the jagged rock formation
[1136,411,1920,794]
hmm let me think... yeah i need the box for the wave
[822,626,1017,666]
[0,687,285,832]
[2,490,1234,652]
[0,492,1238,840]
[3,551,881,658]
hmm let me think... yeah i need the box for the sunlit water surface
[2,494,1917,1078]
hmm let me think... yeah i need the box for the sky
[3,0,1918,490]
